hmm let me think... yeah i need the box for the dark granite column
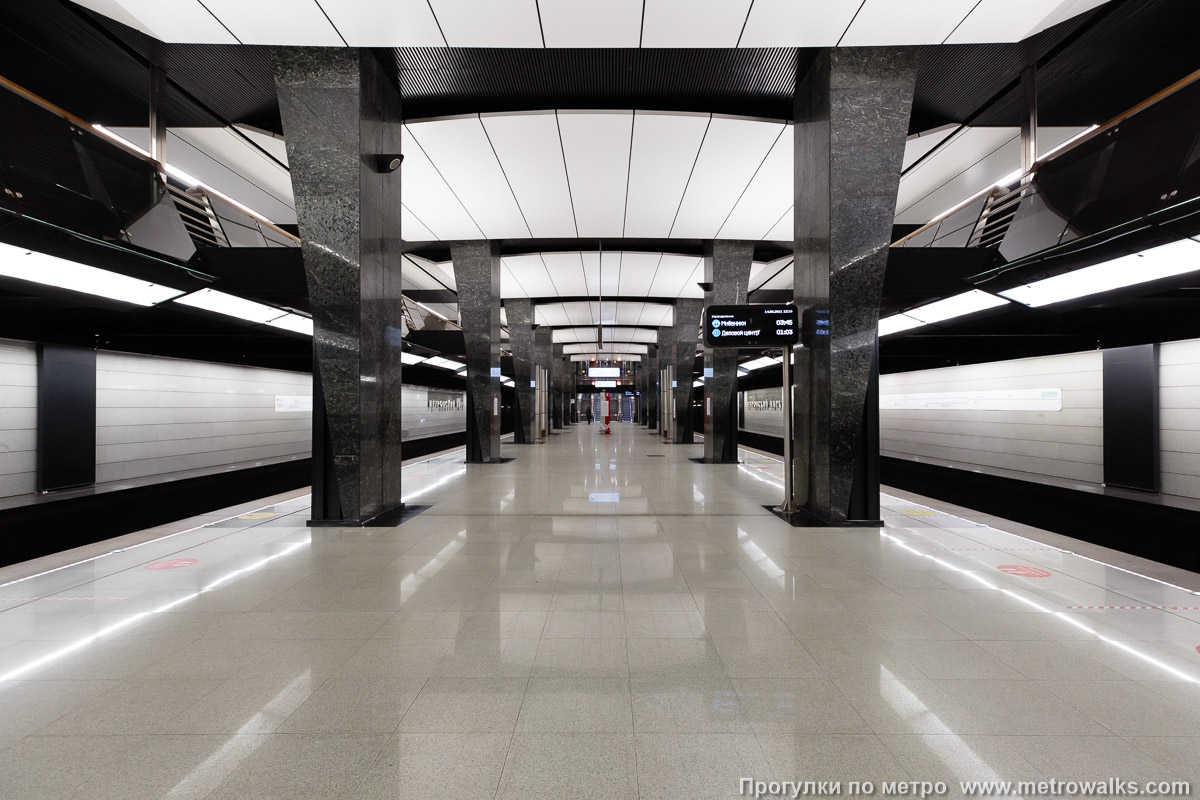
[533,327,553,439]
[670,299,702,444]
[645,345,659,431]
[506,299,534,444]
[702,240,754,463]
[273,47,405,526]
[452,240,503,462]
[552,343,566,429]
[792,47,918,524]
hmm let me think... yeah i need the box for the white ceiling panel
[428,0,542,45]
[400,128,484,239]
[648,255,701,298]
[201,0,344,45]
[234,125,288,165]
[503,255,559,298]
[71,0,239,43]
[558,111,633,237]
[401,205,436,242]
[321,0,445,45]
[840,0,979,46]
[677,259,705,298]
[593,300,619,325]
[765,207,793,241]
[617,253,661,297]
[717,126,793,239]
[562,301,595,326]
[613,303,645,326]
[1026,0,1109,39]
[500,262,528,298]
[564,342,648,355]
[481,112,577,237]
[538,0,642,46]
[759,262,794,291]
[534,303,572,327]
[541,252,589,295]
[624,112,710,238]
[641,0,752,47]
[580,252,623,297]
[552,326,655,344]
[738,0,862,47]
[670,116,785,239]
[638,303,674,327]
[406,118,529,239]
[423,259,457,291]
[895,126,1018,224]
[572,354,641,362]
[404,255,454,291]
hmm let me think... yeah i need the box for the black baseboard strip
[880,456,1200,573]
[0,459,312,568]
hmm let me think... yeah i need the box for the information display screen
[588,366,621,378]
[703,304,799,348]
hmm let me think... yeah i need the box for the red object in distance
[996,564,1052,578]
[145,558,198,570]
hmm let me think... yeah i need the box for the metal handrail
[892,66,1200,249]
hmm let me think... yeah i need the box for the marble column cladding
[703,240,754,462]
[452,240,502,463]
[671,298,703,444]
[792,47,918,523]
[272,47,405,523]
[645,345,659,431]
[552,343,566,429]
[507,299,534,444]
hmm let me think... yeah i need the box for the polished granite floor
[1,422,1199,799]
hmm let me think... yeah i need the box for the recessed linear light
[0,242,184,306]
[999,239,1200,308]
[424,356,466,371]
[266,314,314,336]
[877,290,1009,338]
[174,288,287,324]
[740,356,782,371]
[399,352,427,365]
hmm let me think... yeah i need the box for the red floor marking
[145,558,198,570]
[997,564,1052,578]
[1067,605,1200,611]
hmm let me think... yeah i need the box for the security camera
[374,154,403,173]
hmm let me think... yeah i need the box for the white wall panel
[1159,337,1200,501]
[840,0,979,46]
[0,339,37,499]
[482,112,577,238]
[558,111,633,237]
[738,0,861,47]
[624,113,710,238]
[95,352,311,484]
[400,385,467,440]
[880,351,1104,484]
[671,117,784,238]
[428,0,542,45]
[538,0,641,46]
[201,0,344,45]
[406,118,529,239]
[641,0,752,47]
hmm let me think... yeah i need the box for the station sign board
[703,304,799,348]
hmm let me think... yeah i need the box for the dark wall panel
[36,343,96,492]
[1103,344,1160,491]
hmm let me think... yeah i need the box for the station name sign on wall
[704,305,799,348]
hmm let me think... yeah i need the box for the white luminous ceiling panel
[895,126,1018,225]
[641,0,752,47]
[538,0,642,46]
[738,0,863,47]
[400,130,484,239]
[671,117,785,239]
[564,343,648,355]
[500,262,528,298]
[552,327,657,344]
[718,129,793,239]
[581,252,623,297]
[902,124,959,171]
[70,0,239,43]
[200,0,344,45]
[593,300,619,325]
[764,207,793,242]
[503,255,559,298]
[320,0,445,46]
[613,302,645,326]
[840,0,980,46]
[677,259,705,298]
[406,118,530,238]
[481,113,577,238]
[421,259,457,291]
[533,304,572,327]
[617,253,661,297]
[428,0,542,46]
[562,301,595,326]
[558,111,633,237]
[540,252,589,296]
[624,112,710,238]
[648,255,702,298]
[638,303,674,327]
[233,125,288,165]
[401,205,436,242]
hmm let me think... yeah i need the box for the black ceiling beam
[404,238,792,262]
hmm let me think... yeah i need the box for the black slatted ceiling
[389,48,811,120]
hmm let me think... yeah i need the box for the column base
[764,505,883,528]
[308,503,430,528]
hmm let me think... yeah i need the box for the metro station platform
[1,422,1199,799]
